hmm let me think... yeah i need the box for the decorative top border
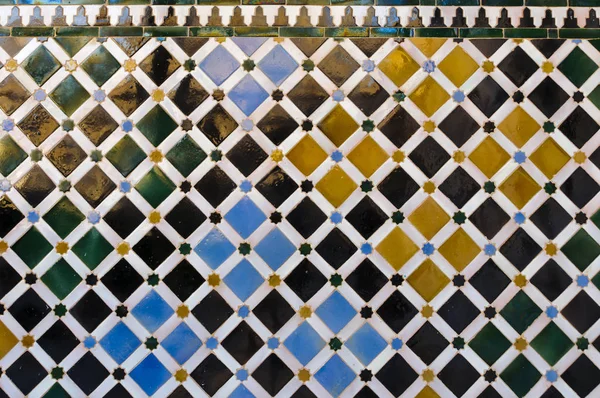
[0,5,599,37]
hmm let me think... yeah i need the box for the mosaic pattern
[0,36,600,397]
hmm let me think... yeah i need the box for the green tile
[144,27,189,37]
[12,227,52,269]
[0,135,27,176]
[558,46,598,87]
[21,45,61,86]
[570,0,599,5]
[234,27,279,37]
[81,46,121,86]
[438,0,478,4]
[548,29,558,39]
[559,29,600,39]
[72,228,114,270]
[108,0,150,4]
[43,383,70,398]
[287,0,329,4]
[137,106,178,146]
[43,196,85,239]
[49,75,90,116]
[561,229,600,271]
[325,28,369,37]
[591,208,600,227]
[189,27,234,37]
[0,28,10,36]
[166,135,207,177]
[500,355,541,398]
[152,0,194,3]
[500,291,542,334]
[242,0,285,3]
[41,259,82,300]
[280,28,324,37]
[332,0,373,4]
[11,27,55,37]
[197,0,239,3]
[135,166,176,208]
[99,27,144,36]
[504,28,548,38]
[526,0,565,4]
[469,323,511,366]
[414,28,458,37]
[376,0,418,4]
[530,322,573,366]
[460,28,504,38]
[54,37,92,56]
[106,135,147,177]
[593,271,600,290]
[55,27,99,37]
[482,0,522,5]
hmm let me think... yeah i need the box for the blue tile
[345,323,387,365]
[314,355,356,397]
[316,291,357,333]
[284,321,325,365]
[224,196,266,239]
[224,259,264,301]
[228,75,269,116]
[258,45,298,86]
[232,38,267,56]
[195,228,236,269]
[99,322,141,364]
[255,228,296,270]
[161,323,202,365]
[199,45,240,86]
[229,384,255,398]
[130,354,171,396]
[131,290,174,333]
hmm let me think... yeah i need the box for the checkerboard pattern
[1,36,600,397]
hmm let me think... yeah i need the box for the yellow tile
[469,136,510,178]
[378,46,420,87]
[529,138,570,179]
[376,227,419,271]
[498,107,540,148]
[409,76,450,117]
[410,39,447,58]
[408,197,450,240]
[316,165,357,208]
[500,167,541,208]
[438,228,480,271]
[416,386,440,398]
[407,258,450,302]
[287,135,327,176]
[438,46,479,87]
[347,136,388,177]
[318,105,359,147]
[0,321,18,359]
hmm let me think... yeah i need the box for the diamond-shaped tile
[498,46,538,87]
[499,167,540,209]
[225,196,266,239]
[562,229,600,271]
[22,45,61,85]
[258,45,298,86]
[500,354,541,398]
[106,135,146,176]
[316,291,356,333]
[167,74,209,116]
[137,105,177,147]
[18,104,59,146]
[284,321,325,365]
[559,106,599,149]
[255,228,296,270]
[498,107,540,148]
[197,104,238,146]
[318,45,359,87]
[50,75,90,116]
[0,135,27,176]
[439,46,479,87]
[81,45,121,87]
[346,323,387,365]
[287,135,327,176]
[379,46,419,87]
[500,291,541,333]
[0,196,23,238]
[224,259,263,301]
[75,165,116,208]
[558,46,598,87]
[199,45,239,85]
[529,138,570,179]
[469,136,510,178]
[12,227,52,269]
[139,45,180,86]
[347,75,389,116]
[314,355,356,397]
[316,165,357,208]
[439,228,480,271]
[408,197,450,240]
[132,290,174,333]
[108,75,150,116]
[287,75,328,116]
[229,75,269,116]
[0,74,30,115]
[226,135,267,177]
[348,136,388,178]
[43,196,85,238]
[376,227,418,271]
[469,322,511,365]
[409,76,450,117]
[47,135,87,176]
[135,166,176,208]
[41,258,81,300]
[530,322,573,366]
[130,354,172,396]
[468,76,509,117]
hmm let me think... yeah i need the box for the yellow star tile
[347,136,388,177]
[410,38,447,58]
[409,76,450,117]
[529,138,570,179]
[438,46,479,87]
[287,135,327,176]
[498,107,540,148]
[499,167,541,209]
[438,228,480,271]
[0,321,18,359]
[379,46,420,87]
[316,165,357,208]
[408,259,450,302]
[318,105,359,147]
[408,197,450,240]
[376,227,419,271]
[469,136,510,178]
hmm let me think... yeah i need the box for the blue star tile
[315,355,356,397]
[284,321,325,365]
[199,46,240,86]
[258,45,298,86]
[195,228,236,269]
[100,322,140,364]
[131,290,174,333]
[162,323,202,365]
[130,354,171,396]
[225,196,266,239]
[228,75,269,116]
[345,323,387,365]
[255,228,296,270]
[232,38,267,56]
[224,259,264,301]
[316,291,357,333]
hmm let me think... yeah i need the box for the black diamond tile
[346,259,388,302]
[165,196,206,238]
[287,75,329,116]
[139,45,180,86]
[106,384,133,398]
[530,260,572,301]
[133,228,175,270]
[104,197,145,239]
[195,166,236,208]
[469,198,510,239]
[409,136,450,178]
[479,386,503,398]
[347,75,388,116]
[355,387,378,398]
[191,354,233,396]
[168,74,209,116]
[286,197,327,238]
[438,290,480,333]
[531,39,564,58]
[70,290,111,332]
[0,196,23,237]
[439,106,480,147]
[14,165,55,207]
[439,167,480,208]
[0,257,20,298]
[346,196,387,238]
[498,46,538,87]
[377,105,420,148]
[438,355,480,397]
[559,107,600,148]
[257,105,298,146]
[407,322,448,365]
[292,386,317,398]
[378,167,420,208]
[191,290,233,333]
[163,260,204,301]
[468,76,509,118]
[284,258,327,302]
[375,353,418,396]
[469,259,510,303]
[561,355,600,397]
[500,228,541,271]
[6,351,47,395]
[256,166,298,208]
[377,290,418,333]
[253,290,294,333]
[252,354,294,395]
[197,104,238,146]
[471,39,506,57]
[562,291,600,333]
[560,168,600,209]
[9,288,50,332]
[221,321,263,364]
[316,228,356,269]
[530,198,572,239]
[67,352,109,395]
[528,77,569,118]
[37,320,79,363]
[226,135,268,177]
[101,259,144,302]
